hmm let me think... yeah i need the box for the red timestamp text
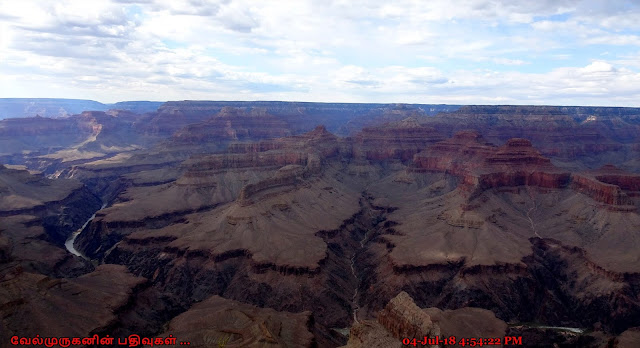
[402,335,523,346]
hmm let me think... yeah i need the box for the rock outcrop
[377,292,440,341]
[342,292,440,348]
[341,292,508,348]
[571,165,640,206]
[413,132,571,193]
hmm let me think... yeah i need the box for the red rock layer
[412,131,495,175]
[571,165,640,205]
[477,138,571,189]
[592,165,640,192]
[413,133,640,206]
[413,132,571,192]
[352,118,445,161]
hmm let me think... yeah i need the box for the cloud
[0,0,640,105]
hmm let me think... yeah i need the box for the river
[64,203,106,259]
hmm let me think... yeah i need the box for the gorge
[1,101,640,347]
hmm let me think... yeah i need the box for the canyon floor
[1,101,640,347]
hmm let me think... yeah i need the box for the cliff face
[571,165,640,206]
[572,174,631,206]
[0,110,164,177]
[477,138,571,190]
[413,132,572,192]
[377,292,440,341]
[352,118,444,161]
[0,116,90,155]
[342,292,508,348]
[341,292,440,348]
[0,165,102,245]
[411,132,640,205]
[74,126,348,263]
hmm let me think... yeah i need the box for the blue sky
[1,0,640,106]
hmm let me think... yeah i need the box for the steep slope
[0,166,144,343]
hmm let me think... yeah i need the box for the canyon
[1,101,640,347]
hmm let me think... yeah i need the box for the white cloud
[0,0,640,105]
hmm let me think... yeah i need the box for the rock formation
[352,118,444,161]
[413,132,572,193]
[341,291,508,348]
[377,292,440,342]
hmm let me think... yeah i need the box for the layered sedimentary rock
[338,104,459,136]
[0,165,102,246]
[476,138,571,190]
[377,291,440,341]
[57,116,640,347]
[413,132,571,193]
[571,165,640,206]
[135,101,459,137]
[352,118,444,161]
[0,116,91,156]
[0,110,163,177]
[342,292,439,348]
[412,133,640,208]
[424,105,640,168]
[341,292,507,348]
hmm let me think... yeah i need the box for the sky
[1,0,640,106]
